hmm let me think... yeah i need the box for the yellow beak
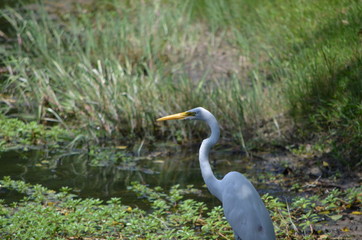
[157,111,191,121]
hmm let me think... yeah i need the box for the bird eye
[185,112,196,116]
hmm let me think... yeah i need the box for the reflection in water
[0,145,279,207]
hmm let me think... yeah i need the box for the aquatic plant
[0,177,361,239]
[0,114,79,150]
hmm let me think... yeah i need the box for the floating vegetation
[0,115,80,151]
[0,177,360,239]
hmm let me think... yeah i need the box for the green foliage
[0,115,77,150]
[1,177,361,239]
[88,146,132,167]
[0,178,232,239]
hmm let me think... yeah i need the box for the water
[0,144,280,207]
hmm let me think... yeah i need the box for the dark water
[0,144,280,208]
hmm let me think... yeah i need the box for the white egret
[157,107,275,240]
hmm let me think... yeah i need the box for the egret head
[157,107,209,122]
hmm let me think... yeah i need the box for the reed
[1,0,361,161]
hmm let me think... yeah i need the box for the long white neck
[199,112,222,201]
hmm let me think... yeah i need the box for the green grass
[0,0,361,163]
[1,177,361,239]
[0,1,280,140]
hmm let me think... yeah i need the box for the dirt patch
[320,214,362,239]
[253,147,362,239]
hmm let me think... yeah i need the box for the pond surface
[0,143,282,208]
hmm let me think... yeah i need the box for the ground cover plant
[0,177,361,239]
[0,114,80,150]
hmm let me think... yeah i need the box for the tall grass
[1,0,361,162]
[186,0,362,163]
[1,1,276,142]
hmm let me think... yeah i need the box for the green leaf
[330,214,343,221]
